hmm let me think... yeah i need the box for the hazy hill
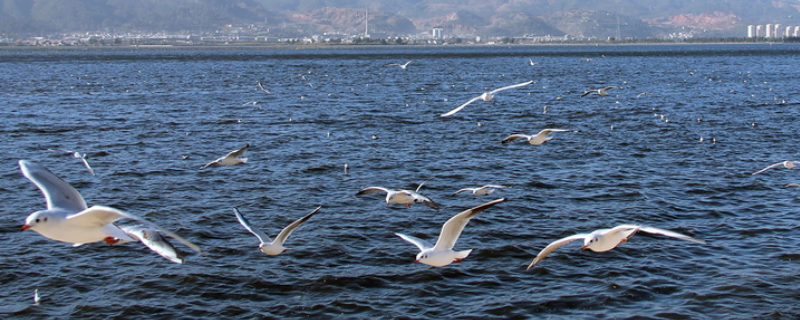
[2,0,799,38]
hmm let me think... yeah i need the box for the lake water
[1,43,800,319]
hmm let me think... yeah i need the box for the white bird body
[396,198,506,267]
[527,224,706,270]
[200,144,249,169]
[441,80,534,117]
[19,160,205,257]
[234,206,321,256]
[385,60,416,69]
[356,179,439,209]
[581,86,617,97]
[453,185,510,196]
[501,129,578,145]
[752,160,800,175]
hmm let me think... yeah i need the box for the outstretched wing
[527,233,588,270]
[396,233,434,251]
[274,206,322,246]
[488,80,534,94]
[19,160,87,212]
[440,95,483,117]
[501,134,531,144]
[752,162,785,175]
[233,208,273,245]
[434,198,506,250]
[226,144,249,159]
[356,187,390,196]
[636,225,707,245]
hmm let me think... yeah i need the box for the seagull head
[581,235,601,251]
[22,210,59,232]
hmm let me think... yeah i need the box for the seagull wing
[226,144,249,159]
[440,95,483,117]
[527,233,589,270]
[396,233,434,251]
[356,187,390,196]
[122,225,184,264]
[273,206,322,246]
[384,63,400,67]
[409,191,439,209]
[488,80,534,94]
[19,160,88,212]
[752,162,784,175]
[433,198,506,250]
[501,134,531,144]
[78,155,96,176]
[637,225,707,245]
[452,188,474,195]
[482,185,510,189]
[233,208,273,245]
[67,205,205,256]
[414,177,434,193]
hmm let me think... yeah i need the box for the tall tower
[365,7,369,37]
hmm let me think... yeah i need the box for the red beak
[413,259,419,263]
[580,246,588,251]
[21,225,31,231]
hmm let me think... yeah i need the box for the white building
[432,27,443,39]
[756,25,763,37]
[766,24,773,38]
[747,25,755,37]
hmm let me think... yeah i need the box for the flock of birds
[17,56,800,307]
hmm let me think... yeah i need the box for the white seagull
[526,224,706,270]
[528,58,539,66]
[384,60,416,69]
[19,160,205,257]
[581,86,617,97]
[452,185,510,196]
[752,160,800,175]
[784,183,800,188]
[47,149,95,176]
[396,198,506,267]
[199,144,249,169]
[440,80,534,117]
[356,179,439,209]
[256,81,272,94]
[115,225,186,264]
[501,129,578,145]
[234,206,321,256]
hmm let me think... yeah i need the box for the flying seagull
[199,144,249,169]
[581,86,617,97]
[501,129,579,145]
[234,206,321,256]
[384,60,417,69]
[440,80,534,117]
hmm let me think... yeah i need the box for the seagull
[33,289,43,305]
[528,58,539,66]
[440,80,535,117]
[234,206,321,256]
[18,160,205,257]
[526,224,706,270]
[501,129,578,145]
[752,161,800,175]
[396,198,506,267]
[581,86,617,97]
[356,178,439,209]
[199,144,249,169]
[452,185,510,196]
[384,60,416,69]
[47,149,95,176]
[256,81,271,94]
[114,225,185,264]
[636,92,654,98]
[784,183,800,188]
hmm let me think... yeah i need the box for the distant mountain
[2,0,799,38]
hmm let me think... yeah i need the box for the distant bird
[234,206,321,256]
[528,58,539,66]
[636,92,654,98]
[256,81,271,94]
[452,185,510,196]
[526,224,706,270]
[33,289,43,305]
[115,225,185,264]
[384,60,417,69]
[356,178,439,209]
[581,86,617,97]
[47,149,95,176]
[501,129,579,145]
[752,161,800,175]
[199,144,249,169]
[396,198,506,267]
[784,183,800,188]
[440,80,534,117]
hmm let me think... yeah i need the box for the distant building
[795,26,800,37]
[766,24,773,38]
[432,27,443,39]
[756,25,763,37]
[747,25,755,38]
